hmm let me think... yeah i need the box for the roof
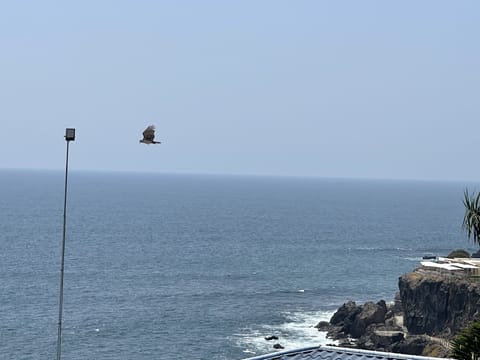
[240,345,453,360]
[420,261,462,270]
[420,257,480,271]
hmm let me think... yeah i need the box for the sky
[1,1,479,181]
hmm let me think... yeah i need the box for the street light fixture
[65,128,75,141]
[56,128,75,360]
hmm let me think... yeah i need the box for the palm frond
[463,189,480,246]
[450,320,480,360]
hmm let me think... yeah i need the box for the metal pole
[57,129,75,360]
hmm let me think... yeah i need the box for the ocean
[0,170,477,359]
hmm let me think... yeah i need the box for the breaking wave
[232,310,337,357]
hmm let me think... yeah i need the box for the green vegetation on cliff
[450,320,480,360]
[446,249,470,258]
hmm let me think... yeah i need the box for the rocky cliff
[317,298,447,356]
[398,268,480,336]
[319,267,480,357]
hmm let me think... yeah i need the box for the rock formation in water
[319,266,480,357]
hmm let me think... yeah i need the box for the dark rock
[354,322,404,351]
[327,300,391,340]
[349,300,387,338]
[391,335,430,355]
[273,343,284,349]
[383,310,397,328]
[316,320,330,328]
[326,326,346,341]
[315,321,332,331]
[371,329,404,348]
[330,301,360,326]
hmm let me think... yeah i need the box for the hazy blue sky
[1,1,479,181]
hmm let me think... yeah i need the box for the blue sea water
[0,170,477,359]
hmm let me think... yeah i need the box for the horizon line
[1,166,479,185]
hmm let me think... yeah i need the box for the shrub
[450,320,480,360]
[447,249,471,259]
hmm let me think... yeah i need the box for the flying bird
[140,125,161,144]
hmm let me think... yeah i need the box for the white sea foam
[232,310,337,356]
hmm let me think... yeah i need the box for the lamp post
[56,128,75,360]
